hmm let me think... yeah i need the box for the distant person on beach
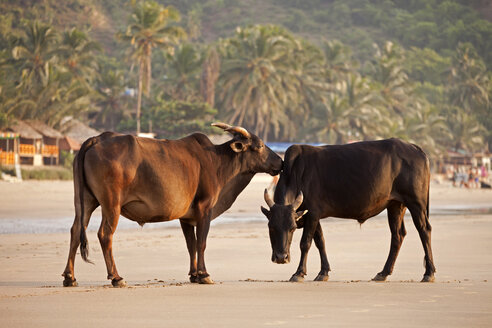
[480,165,491,189]
[452,168,458,187]
[468,168,476,188]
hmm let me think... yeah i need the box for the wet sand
[0,175,491,327]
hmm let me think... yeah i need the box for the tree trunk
[136,60,143,135]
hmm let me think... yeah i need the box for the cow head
[211,123,282,176]
[261,189,308,264]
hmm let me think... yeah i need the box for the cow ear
[261,206,270,219]
[295,210,308,221]
[230,140,248,153]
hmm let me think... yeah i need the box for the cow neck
[210,141,256,219]
[214,141,251,187]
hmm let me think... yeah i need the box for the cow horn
[264,188,274,208]
[212,122,251,139]
[292,191,303,211]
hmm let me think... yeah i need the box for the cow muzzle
[272,252,290,264]
[268,154,283,176]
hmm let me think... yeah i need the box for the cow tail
[426,175,430,221]
[76,137,98,264]
[412,143,431,223]
[420,146,431,223]
[426,157,431,223]
[420,147,431,228]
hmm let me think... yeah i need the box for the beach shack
[59,118,100,145]
[59,136,81,154]
[0,132,19,165]
[25,120,63,166]
[445,149,472,166]
[472,152,491,170]
[6,120,43,166]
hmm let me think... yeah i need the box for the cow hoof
[198,275,214,284]
[111,278,127,288]
[63,278,78,287]
[372,273,387,282]
[421,275,435,283]
[289,274,304,282]
[189,274,199,283]
[314,274,329,282]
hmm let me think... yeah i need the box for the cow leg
[373,202,406,282]
[313,222,330,281]
[180,220,198,283]
[408,204,436,282]
[290,216,318,282]
[62,192,98,287]
[98,205,126,287]
[196,213,213,284]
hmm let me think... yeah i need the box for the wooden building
[6,120,44,166]
[0,132,19,165]
[25,120,63,166]
[59,136,81,154]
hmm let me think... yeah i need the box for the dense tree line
[0,0,490,160]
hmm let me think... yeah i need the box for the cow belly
[121,200,189,223]
[323,196,390,221]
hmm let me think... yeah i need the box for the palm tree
[318,92,353,144]
[370,41,411,117]
[217,24,301,141]
[11,21,58,92]
[28,68,92,126]
[3,21,94,127]
[118,1,186,134]
[402,102,451,158]
[95,67,128,131]
[446,107,486,153]
[200,47,220,108]
[343,73,387,140]
[288,39,329,125]
[322,40,354,83]
[448,43,489,114]
[164,43,202,101]
[57,28,101,89]
[312,73,385,144]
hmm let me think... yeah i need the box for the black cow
[261,139,436,282]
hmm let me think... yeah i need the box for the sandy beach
[0,175,491,327]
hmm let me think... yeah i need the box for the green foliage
[0,166,73,180]
[0,112,9,129]
[21,167,73,180]
[0,0,491,161]
[148,99,217,139]
[217,24,309,141]
[0,21,99,127]
[405,47,450,85]
[59,150,75,170]
[117,0,187,134]
[159,42,204,101]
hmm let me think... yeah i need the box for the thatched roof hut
[59,118,100,144]
[6,120,42,139]
[59,136,81,152]
[5,120,43,165]
[25,120,63,139]
[23,120,63,165]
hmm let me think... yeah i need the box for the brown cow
[62,123,282,287]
